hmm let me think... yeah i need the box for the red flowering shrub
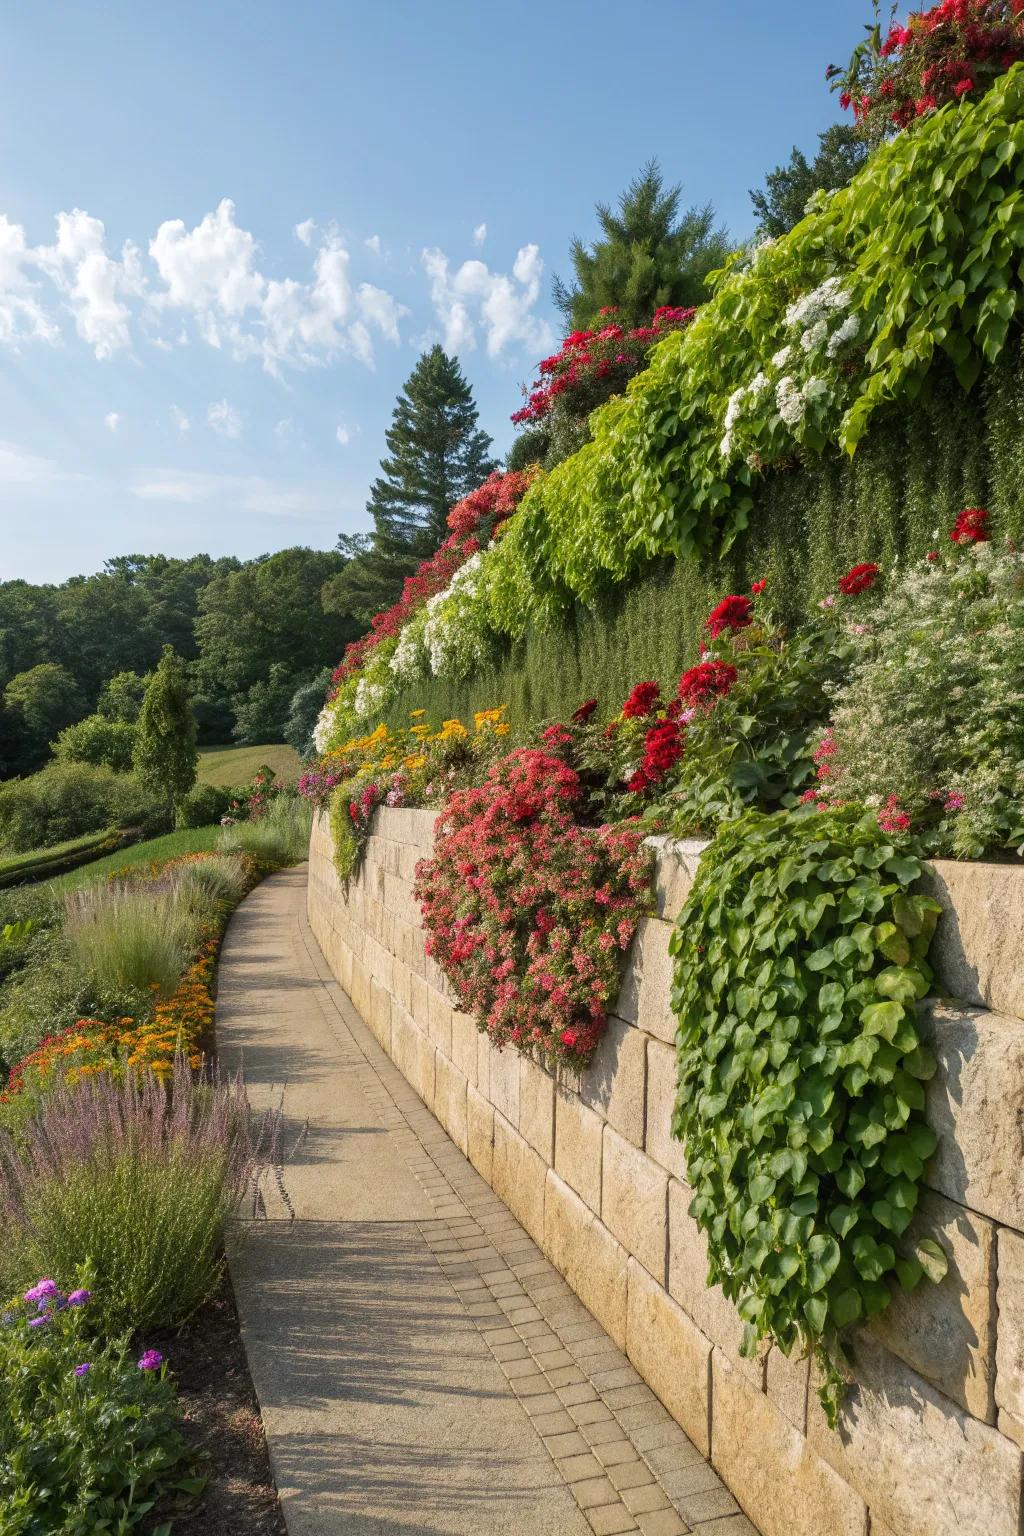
[626,720,685,793]
[621,681,662,718]
[327,469,533,696]
[571,698,598,724]
[678,660,739,708]
[829,1,1024,137]
[415,750,652,1068]
[706,595,754,639]
[511,306,696,426]
[837,562,881,595]
[950,505,990,543]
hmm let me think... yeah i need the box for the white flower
[826,314,861,357]
[802,376,829,404]
[771,345,793,369]
[776,376,805,426]
[801,319,829,354]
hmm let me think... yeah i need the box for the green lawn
[51,826,222,891]
[197,743,302,788]
[0,827,127,887]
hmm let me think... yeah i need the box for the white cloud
[169,404,190,433]
[104,411,120,431]
[294,218,317,247]
[207,398,243,438]
[0,440,73,483]
[473,222,487,246]
[365,234,381,255]
[335,422,351,446]
[36,209,142,359]
[149,199,263,333]
[421,242,551,357]
[130,467,348,517]
[0,216,60,346]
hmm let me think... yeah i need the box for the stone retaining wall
[307,807,1024,1536]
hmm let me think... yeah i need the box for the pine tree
[750,125,867,239]
[132,645,198,817]
[329,347,497,621]
[552,161,730,332]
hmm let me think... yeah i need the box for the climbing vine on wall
[669,806,948,1423]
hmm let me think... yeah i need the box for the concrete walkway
[219,865,756,1536]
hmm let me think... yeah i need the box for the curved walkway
[219,865,757,1536]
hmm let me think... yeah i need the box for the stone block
[625,1258,711,1456]
[467,1084,494,1183]
[433,1054,468,1156]
[389,1002,417,1085]
[476,1030,491,1099]
[492,1114,547,1246]
[644,835,707,922]
[807,1332,1022,1536]
[996,1227,1024,1424]
[923,859,1024,1019]
[520,1055,556,1164]
[920,1003,1024,1229]
[450,1009,480,1088]
[366,976,392,1052]
[765,1345,809,1432]
[645,1038,687,1180]
[579,1015,647,1146]
[391,954,411,1017]
[614,917,677,1044]
[409,970,430,1030]
[999,1407,1024,1453]
[543,1171,629,1349]
[489,1043,520,1127]
[667,1177,763,1379]
[426,984,452,1056]
[601,1126,668,1284]
[871,1189,996,1421]
[415,1031,436,1110]
[554,1088,604,1214]
[712,1350,868,1536]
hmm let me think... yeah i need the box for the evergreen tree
[132,646,198,815]
[328,347,497,621]
[552,161,730,331]
[750,125,868,238]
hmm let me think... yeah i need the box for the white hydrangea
[771,345,793,369]
[800,318,829,354]
[785,275,851,331]
[389,619,426,684]
[354,675,387,719]
[776,376,805,426]
[719,373,771,460]
[313,699,338,754]
[826,313,861,357]
[423,552,486,677]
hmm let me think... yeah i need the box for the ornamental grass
[0,1055,278,1333]
[217,793,312,865]
[62,882,201,1000]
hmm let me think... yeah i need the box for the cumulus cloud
[421,242,551,357]
[104,411,120,431]
[294,218,317,247]
[36,209,143,359]
[473,222,487,246]
[0,216,60,346]
[207,398,243,438]
[169,404,190,433]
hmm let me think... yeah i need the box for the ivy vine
[669,806,947,1423]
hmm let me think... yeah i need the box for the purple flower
[67,1289,92,1307]
[74,1363,91,1377]
[137,1349,164,1371]
[27,1315,50,1329]
[23,1279,59,1305]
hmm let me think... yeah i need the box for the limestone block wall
[307,807,1024,1536]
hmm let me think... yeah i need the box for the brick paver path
[220,865,757,1536]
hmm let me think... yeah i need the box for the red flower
[571,698,598,724]
[678,660,738,707]
[705,595,753,639]
[953,76,974,94]
[541,724,573,747]
[837,562,881,596]
[926,550,939,562]
[750,579,767,596]
[878,794,911,834]
[621,681,661,718]
[839,91,852,110]
[950,506,990,544]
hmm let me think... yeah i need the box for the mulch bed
[145,1273,285,1535]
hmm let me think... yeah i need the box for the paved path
[219,865,756,1536]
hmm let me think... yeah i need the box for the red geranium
[837,562,881,595]
[571,698,599,724]
[627,719,685,793]
[621,681,661,718]
[678,659,738,707]
[706,595,753,639]
[751,579,767,596]
[950,506,990,543]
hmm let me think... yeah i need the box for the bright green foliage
[2,665,84,773]
[670,807,946,1424]
[328,778,366,880]
[750,125,868,238]
[0,1270,188,1535]
[473,71,1024,632]
[0,763,168,854]
[51,714,135,773]
[132,647,198,813]
[552,161,729,331]
[216,794,311,866]
[96,670,151,723]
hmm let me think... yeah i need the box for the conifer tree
[328,346,497,621]
[750,125,867,238]
[553,161,729,331]
[132,645,198,817]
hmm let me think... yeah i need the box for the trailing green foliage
[328,778,365,881]
[669,808,947,1424]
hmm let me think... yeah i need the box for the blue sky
[0,0,859,584]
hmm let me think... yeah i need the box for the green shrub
[217,793,311,866]
[328,778,364,879]
[51,714,136,773]
[175,781,231,829]
[0,829,138,891]
[0,1269,187,1534]
[61,884,200,1000]
[0,764,168,854]
[0,1059,276,1334]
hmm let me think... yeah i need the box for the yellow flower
[409,708,426,718]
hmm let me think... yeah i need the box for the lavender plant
[0,1056,278,1333]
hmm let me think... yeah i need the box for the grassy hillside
[51,826,221,890]
[196,743,301,788]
